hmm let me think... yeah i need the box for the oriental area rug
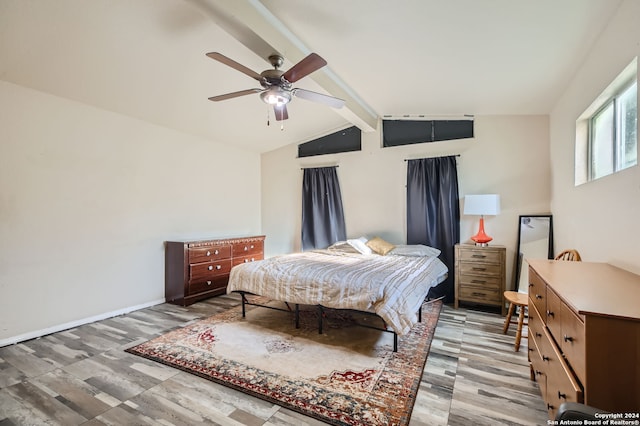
[126,297,442,426]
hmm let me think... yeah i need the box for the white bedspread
[227,249,448,335]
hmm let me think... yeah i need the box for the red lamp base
[471,217,493,246]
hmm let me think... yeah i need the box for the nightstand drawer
[458,285,501,304]
[457,274,501,289]
[457,248,502,264]
[458,262,502,277]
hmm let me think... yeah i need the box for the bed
[226,239,448,350]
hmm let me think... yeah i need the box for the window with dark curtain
[406,156,460,302]
[301,167,346,250]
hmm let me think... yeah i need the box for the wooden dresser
[454,244,506,315]
[528,259,640,419]
[165,235,265,306]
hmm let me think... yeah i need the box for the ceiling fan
[206,52,345,121]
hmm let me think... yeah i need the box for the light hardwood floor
[0,294,548,425]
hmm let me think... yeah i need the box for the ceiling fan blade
[293,88,345,109]
[206,52,263,81]
[208,88,261,102]
[274,105,289,121]
[282,53,327,83]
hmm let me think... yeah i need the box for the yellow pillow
[366,236,396,255]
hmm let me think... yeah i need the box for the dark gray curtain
[301,166,346,250]
[407,156,460,302]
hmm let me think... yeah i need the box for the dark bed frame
[235,291,443,352]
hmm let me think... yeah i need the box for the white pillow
[389,244,441,257]
[347,237,373,255]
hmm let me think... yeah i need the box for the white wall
[550,0,640,275]
[261,115,551,291]
[0,81,261,344]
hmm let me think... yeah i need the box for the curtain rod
[300,165,339,170]
[404,154,460,161]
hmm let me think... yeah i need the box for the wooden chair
[555,249,582,261]
[502,291,528,351]
[503,248,582,351]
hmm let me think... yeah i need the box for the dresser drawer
[457,248,502,264]
[189,259,232,282]
[528,301,546,350]
[233,254,263,266]
[529,336,547,397]
[458,262,502,277]
[458,284,500,304]
[560,303,586,384]
[545,287,563,341]
[187,276,228,295]
[545,333,583,418]
[528,268,546,319]
[233,240,264,257]
[189,245,232,263]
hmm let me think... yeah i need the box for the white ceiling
[0,0,622,153]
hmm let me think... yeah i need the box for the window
[298,126,361,158]
[576,58,637,185]
[589,80,637,180]
[382,119,473,148]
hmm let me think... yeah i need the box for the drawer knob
[535,294,543,300]
[542,355,550,362]
[547,403,554,411]
[244,246,249,251]
[472,267,486,271]
[535,370,544,376]
[563,335,574,343]
[208,265,213,270]
[535,332,542,338]
[546,310,554,318]
[558,391,567,400]
[471,254,486,258]
[206,251,211,256]
[471,279,486,284]
[214,249,219,255]
[216,265,221,270]
[250,245,254,249]
[206,280,212,286]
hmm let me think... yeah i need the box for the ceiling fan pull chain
[266,105,270,126]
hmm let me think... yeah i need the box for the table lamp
[464,194,501,246]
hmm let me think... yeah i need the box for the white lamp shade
[464,194,501,216]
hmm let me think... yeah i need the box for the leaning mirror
[514,215,554,293]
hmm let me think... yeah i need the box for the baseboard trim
[0,298,166,348]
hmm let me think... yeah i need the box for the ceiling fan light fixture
[260,87,291,106]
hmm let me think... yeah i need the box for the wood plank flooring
[0,294,548,425]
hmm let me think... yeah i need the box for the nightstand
[454,244,506,315]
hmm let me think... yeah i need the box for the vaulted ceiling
[0,0,622,153]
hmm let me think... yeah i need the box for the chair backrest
[555,249,582,261]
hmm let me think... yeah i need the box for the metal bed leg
[418,305,422,323]
[393,332,398,352]
[241,292,247,318]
